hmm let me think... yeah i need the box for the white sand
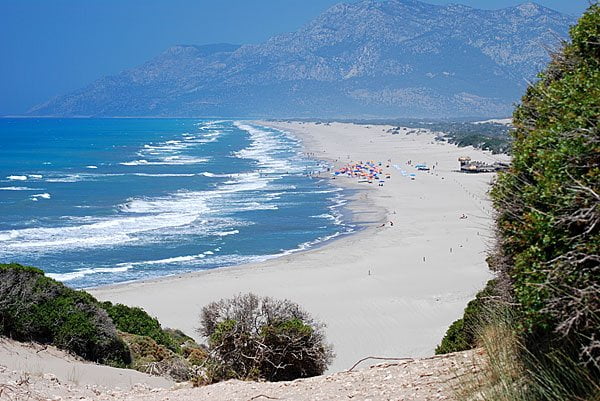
[1,345,483,400]
[0,338,173,390]
[91,122,508,373]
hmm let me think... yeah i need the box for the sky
[0,0,590,115]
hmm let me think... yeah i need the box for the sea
[0,118,354,288]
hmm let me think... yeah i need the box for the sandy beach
[91,122,509,373]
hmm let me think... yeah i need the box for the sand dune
[1,346,483,400]
[0,338,172,393]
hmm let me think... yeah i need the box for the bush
[198,293,333,383]
[491,3,599,373]
[436,279,501,354]
[119,332,205,381]
[0,263,131,366]
[100,302,180,352]
[164,328,196,347]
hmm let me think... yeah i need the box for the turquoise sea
[0,119,353,288]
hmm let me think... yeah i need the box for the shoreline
[90,121,509,372]
[87,122,385,292]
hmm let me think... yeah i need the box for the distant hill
[29,0,576,118]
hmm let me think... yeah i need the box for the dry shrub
[197,293,333,383]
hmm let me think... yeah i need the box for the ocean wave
[0,212,199,253]
[197,120,226,129]
[7,175,28,181]
[86,165,98,169]
[280,229,353,256]
[45,173,126,183]
[46,174,83,183]
[0,186,43,191]
[120,156,209,166]
[200,171,231,178]
[48,250,265,284]
[46,172,198,181]
[119,191,210,215]
[132,173,197,177]
[30,193,51,201]
[1,167,281,255]
[121,253,210,267]
[233,122,304,175]
[47,264,135,282]
[311,213,336,220]
[132,130,223,164]
[55,249,223,282]
[291,188,343,195]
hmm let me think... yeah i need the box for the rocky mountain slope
[30,0,575,118]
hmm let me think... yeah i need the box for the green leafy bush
[491,3,599,370]
[198,293,333,383]
[101,301,180,352]
[436,279,500,354]
[0,263,131,366]
[164,328,196,347]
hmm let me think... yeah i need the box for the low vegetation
[0,264,331,385]
[0,263,207,380]
[310,118,513,154]
[119,331,207,381]
[435,278,502,354]
[458,304,599,401]
[0,263,131,367]
[437,123,511,154]
[440,4,600,400]
[100,301,180,352]
[197,293,333,384]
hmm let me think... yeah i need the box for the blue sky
[0,0,590,115]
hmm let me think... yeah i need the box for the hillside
[29,0,575,118]
[0,340,483,401]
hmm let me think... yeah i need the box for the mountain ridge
[29,0,576,118]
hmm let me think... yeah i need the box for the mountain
[29,0,576,118]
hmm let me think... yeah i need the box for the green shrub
[100,302,180,352]
[119,331,201,381]
[0,263,131,366]
[164,328,196,347]
[474,4,600,399]
[436,279,500,354]
[198,293,333,383]
[490,3,599,371]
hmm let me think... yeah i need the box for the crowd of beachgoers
[332,159,439,185]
